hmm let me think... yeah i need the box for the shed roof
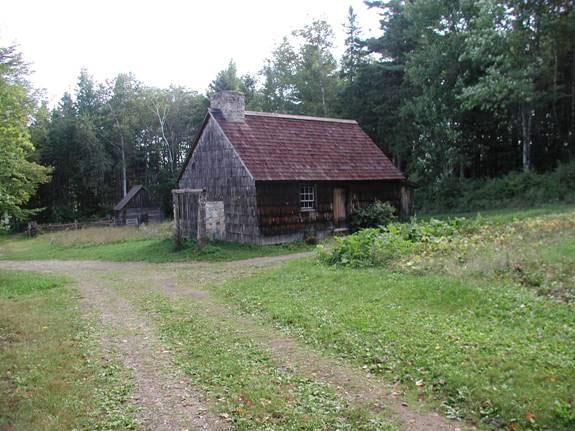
[210,110,405,181]
[113,185,143,211]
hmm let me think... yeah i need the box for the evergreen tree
[341,6,365,83]
[208,60,242,96]
[260,37,300,113]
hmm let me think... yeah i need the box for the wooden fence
[27,219,114,236]
[172,188,206,246]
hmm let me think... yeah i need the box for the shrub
[318,217,475,267]
[349,200,396,232]
[416,160,575,213]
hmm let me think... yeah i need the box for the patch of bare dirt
[0,261,230,431]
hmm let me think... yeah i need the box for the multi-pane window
[300,184,315,211]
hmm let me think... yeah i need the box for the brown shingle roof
[212,110,405,181]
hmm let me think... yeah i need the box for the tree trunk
[317,45,327,116]
[107,103,128,197]
[521,108,532,171]
[120,135,127,197]
[571,51,575,145]
[154,104,175,174]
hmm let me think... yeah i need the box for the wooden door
[333,188,347,228]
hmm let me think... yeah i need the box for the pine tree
[341,6,364,83]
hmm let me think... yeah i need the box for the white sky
[1,0,382,104]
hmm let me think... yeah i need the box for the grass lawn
[421,203,575,225]
[208,210,575,431]
[138,293,395,431]
[0,223,313,263]
[2,206,572,263]
[0,269,138,431]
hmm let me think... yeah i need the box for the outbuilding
[113,185,163,226]
[174,91,413,244]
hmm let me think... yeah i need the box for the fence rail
[28,219,114,235]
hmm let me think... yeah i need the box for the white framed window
[300,184,315,211]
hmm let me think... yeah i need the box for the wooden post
[172,190,182,250]
[172,188,206,247]
[197,189,207,247]
[400,185,414,221]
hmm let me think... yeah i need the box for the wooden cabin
[175,91,413,244]
[113,185,163,226]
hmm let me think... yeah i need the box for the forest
[1,0,574,224]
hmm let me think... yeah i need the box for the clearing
[1,206,574,430]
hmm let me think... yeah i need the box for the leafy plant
[554,400,575,426]
[319,216,479,267]
[349,200,397,232]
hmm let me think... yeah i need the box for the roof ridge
[244,111,357,124]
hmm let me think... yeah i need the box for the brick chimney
[210,91,245,122]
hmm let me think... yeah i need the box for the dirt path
[79,277,230,431]
[0,260,231,431]
[0,256,463,431]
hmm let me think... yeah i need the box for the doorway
[333,188,347,230]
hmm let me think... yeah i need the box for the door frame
[332,187,348,231]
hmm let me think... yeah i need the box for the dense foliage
[318,216,478,267]
[349,200,396,232]
[28,72,208,222]
[418,160,575,213]
[0,46,50,221]
[1,0,572,222]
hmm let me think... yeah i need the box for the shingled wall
[178,118,259,242]
[255,180,403,243]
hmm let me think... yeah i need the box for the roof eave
[175,111,212,184]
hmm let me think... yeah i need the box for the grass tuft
[0,270,68,297]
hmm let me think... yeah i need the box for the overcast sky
[1,0,382,104]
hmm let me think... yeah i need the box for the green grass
[0,269,66,297]
[138,293,395,431]
[421,203,575,225]
[0,269,139,431]
[0,230,313,263]
[208,217,575,430]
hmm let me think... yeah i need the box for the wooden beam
[172,188,205,194]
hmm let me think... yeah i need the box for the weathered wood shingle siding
[256,182,333,239]
[115,188,163,225]
[123,190,155,209]
[178,117,259,242]
[256,180,404,242]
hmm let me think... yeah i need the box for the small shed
[113,185,163,226]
